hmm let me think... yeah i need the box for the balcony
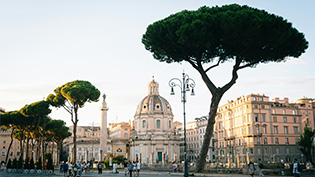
[224,136,235,141]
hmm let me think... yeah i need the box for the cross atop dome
[148,76,159,95]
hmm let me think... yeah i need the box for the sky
[1,0,314,127]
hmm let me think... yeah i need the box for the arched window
[142,120,146,128]
[157,120,161,128]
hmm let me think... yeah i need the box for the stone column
[100,94,108,161]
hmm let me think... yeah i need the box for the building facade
[213,94,314,167]
[130,78,181,164]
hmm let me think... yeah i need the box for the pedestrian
[78,163,82,177]
[123,160,128,175]
[98,162,102,176]
[73,164,78,177]
[293,158,301,177]
[257,158,264,177]
[172,162,177,172]
[128,161,134,177]
[248,161,255,177]
[136,161,141,177]
[60,163,63,173]
[133,161,136,177]
[62,161,68,177]
[68,162,73,176]
[43,163,47,171]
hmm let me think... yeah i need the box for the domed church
[129,78,180,164]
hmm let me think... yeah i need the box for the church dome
[135,78,173,116]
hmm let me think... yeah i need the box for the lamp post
[169,72,195,177]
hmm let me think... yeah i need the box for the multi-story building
[195,116,215,163]
[64,121,131,162]
[213,94,314,167]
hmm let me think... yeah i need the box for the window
[3,140,6,144]
[2,146,5,149]
[79,129,81,132]
[79,147,82,151]
[293,117,297,123]
[306,111,309,116]
[258,148,261,154]
[257,137,261,144]
[262,114,266,122]
[294,127,298,134]
[283,110,286,114]
[284,126,288,134]
[275,138,279,145]
[156,120,161,128]
[255,114,259,122]
[264,138,268,145]
[10,151,13,156]
[17,152,20,156]
[169,120,171,128]
[283,117,287,123]
[273,117,277,122]
[124,133,128,138]
[293,110,296,115]
[286,148,290,154]
[260,97,263,101]
[276,148,279,154]
[274,126,278,134]
[256,126,260,134]
[263,126,267,134]
[295,138,299,144]
[286,138,289,144]
[253,97,257,101]
[142,120,146,128]
[2,152,5,156]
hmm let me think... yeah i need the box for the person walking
[136,161,141,177]
[73,164,78,177]
[172,162,177,172]
[257,158,264,177]
[293,158,301,177]
[62,161,68,177]
[128,161,134,177]
[123,160,128,175]
[248,161,255,177]
[97,162,102,176]
[68,162,73,176]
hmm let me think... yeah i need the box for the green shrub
[29,158,35,169]
[7,159,12,169]
[12,158,17,169]
[113,155,126,164]
[46,155,54,170]
[24,158,30,169]
[35,157,42,169]
[17,156,23,169]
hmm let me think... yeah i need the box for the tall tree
[1,112,18,163]
[299,124,315,166]
[47,80,100,162]
[46,119,71,164]
[142,4,308,172]
[20,100,51,164]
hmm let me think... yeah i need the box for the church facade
[129,78,181,164]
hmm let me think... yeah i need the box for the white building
[130,78,181,164]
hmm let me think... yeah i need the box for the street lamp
[169,72,195,177]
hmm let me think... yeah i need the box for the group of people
[248,158,302,177]
[61,161,90,177]
[124,160,140,177]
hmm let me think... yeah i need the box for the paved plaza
[0,169,295,177]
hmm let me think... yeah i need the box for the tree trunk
[19,131,24,159]
[25,131,30,159]
[196,92,223,172]
[5,128,15,163]
[72,105,78,163]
